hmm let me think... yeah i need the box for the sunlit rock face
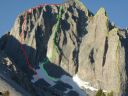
[0,0,128,96]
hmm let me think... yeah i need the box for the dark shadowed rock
[0,0,128,96]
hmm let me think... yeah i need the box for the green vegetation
[107,91,113,96]
[96,89,105,96]
[96,89,113,96]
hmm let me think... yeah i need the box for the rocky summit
[0,0,128,96]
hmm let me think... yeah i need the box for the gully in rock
[20,4,64,82]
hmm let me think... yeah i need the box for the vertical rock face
[0,0,128,96]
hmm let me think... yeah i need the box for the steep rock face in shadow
[0,51,32,96]
[0,0,128,96]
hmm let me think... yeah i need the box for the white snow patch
[73,74,97,91]
[47,47,53,60]
[32,72,87,96]
[31,66,107,96]
[60,75,87,96]
[31,68,55,86]
[73,74,107,93]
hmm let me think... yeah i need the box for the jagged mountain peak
[0,0,128,96]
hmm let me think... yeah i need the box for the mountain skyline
[0,0,128,37]
[0,1,128,95]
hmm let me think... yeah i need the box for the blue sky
[0,0,128,37]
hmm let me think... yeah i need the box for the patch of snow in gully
[73,74,107,93]
[31,66,108,95]
[73,74,98,91]
[60,75,87,96]
[31,68,55,86]
[31,67,87,96]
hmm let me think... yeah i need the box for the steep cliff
[0,0,128,96]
